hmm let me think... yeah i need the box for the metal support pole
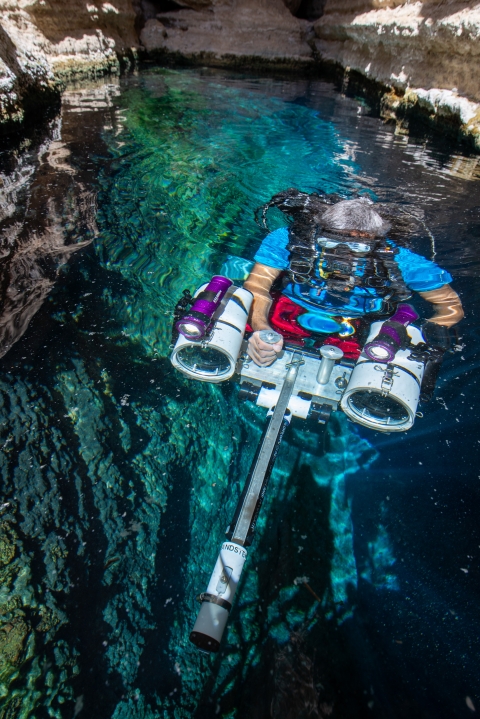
[189,352,304,652]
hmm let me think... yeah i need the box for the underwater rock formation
[0,80,120,719]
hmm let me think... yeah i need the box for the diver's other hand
[247,330,283,367]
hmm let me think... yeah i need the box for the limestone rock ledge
[1,0,480,150]
[0,0,138,130]
[314,0,480,149]
[139,0,314,70]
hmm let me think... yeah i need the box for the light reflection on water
[0,68,479,719]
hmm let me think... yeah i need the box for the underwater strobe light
[363,304,419,362]
[176,275,233,340]
[341,316,425,432]
[171,277,253,383]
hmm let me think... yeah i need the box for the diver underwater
[170,190,464,653]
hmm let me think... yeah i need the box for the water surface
[0,67,479,719]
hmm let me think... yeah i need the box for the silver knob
[317,345,344,385]
[258,329,282,345]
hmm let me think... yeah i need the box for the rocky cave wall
[0,0,479,148]
[0,0,137,128]
[314,0,480,147]
[138,0,314,68]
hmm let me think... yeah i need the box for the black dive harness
[286,226,412,311]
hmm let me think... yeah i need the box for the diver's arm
[244,262,283,366]
[244,262,282,330]
[419,284,464,327]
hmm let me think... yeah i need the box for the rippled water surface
[0,67,479,719]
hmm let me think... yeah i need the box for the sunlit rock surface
[314,0,480,148]
[0,0,137,128]
[140,0,313,68]
[1,0,480,148]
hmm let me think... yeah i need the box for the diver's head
[321,197,389,239]
[257,189,391,242]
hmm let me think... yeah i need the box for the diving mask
[316,236,372,254]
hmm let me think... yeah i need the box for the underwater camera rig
[170,276,431,652]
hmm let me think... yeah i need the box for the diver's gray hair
[321,197,389,236]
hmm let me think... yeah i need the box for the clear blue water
[0,67,479,719]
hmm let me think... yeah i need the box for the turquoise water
[0,67,479,718]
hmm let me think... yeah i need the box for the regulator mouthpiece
[363,304,419,363]
[176,276,233,340]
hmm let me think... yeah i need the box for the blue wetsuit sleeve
[395,247,453,292]
[254,227,290,270]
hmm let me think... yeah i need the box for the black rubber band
[216,319,242,333]
[199,593,232,612]
[230,294,249,314]
[197,290,218,302]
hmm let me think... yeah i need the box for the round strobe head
[174,344,232,379]
[345,389,410,428]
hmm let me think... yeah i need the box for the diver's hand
[247,330,283,367]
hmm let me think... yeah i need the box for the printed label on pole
[206,542,247,604]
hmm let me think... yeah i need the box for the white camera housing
[340,322,425,432]
[171,285,253,383]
